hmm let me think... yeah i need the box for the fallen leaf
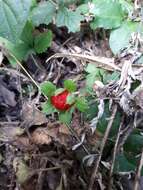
[13,157,31,184]
[0,126,24,142]
[22,102,47,125]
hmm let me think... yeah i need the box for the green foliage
[59,111,72,125]
[109,21,141,54]
[0,0,32,43]
[34,31,52,53]
[90,0,124,29]
[114,153,136,173]
[85,64,105,91]
[42,101,56,115]
[40,81,56,97]
[124,134,143,154]
[31,1,56,26]
[66,94,76,104]
[64,80,77,92]
[56,7,84,32]
[75,97,88,112]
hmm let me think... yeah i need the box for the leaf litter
[0,7,143,190]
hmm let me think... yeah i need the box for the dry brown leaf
[22,102,47,126]
[58,124,70,135]
[31,128,52,145]
[0,126,24,142]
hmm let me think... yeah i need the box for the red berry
[51,90,71,111]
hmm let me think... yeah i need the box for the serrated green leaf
[66,94,75,104]
[42,101,55,114]
[109,21,141,54]
[31,1,56,26]
[59,111,72,124]
[64,80,77,92]
[21,21,34,47]
[0,37,31,66]
[0,0,32,43]
[91,0,124,29]
[34,31,52,53]
[75,97,88,112]
[56,7,84,32]
[40,81,56,97]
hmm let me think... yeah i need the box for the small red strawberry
[51,90,72,111]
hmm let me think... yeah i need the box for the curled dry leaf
[30,124,72,147]
[31,127,52,145]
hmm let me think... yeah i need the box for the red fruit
[51,90,71,111]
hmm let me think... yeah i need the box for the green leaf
[124,134,143,154]
[114,153,136,173]
[42,101,55,115]
[0,37,31,66]
[119,0,133,14]
[66,94,75,104]
[40,81,56,97]
[85,67,105,90]
[77,3,89,14]
[21,21,34,47]
[59,111,72,125]
[103,71,120,84]
[91,0,124,29]
[85,64,99,73]
[109,21,141,54]
[56,7,84,32]
[0,0,32,43]
[64,80,77,92]
[31,1,56,26]
[75,97,88,112]
[34,31,52,54]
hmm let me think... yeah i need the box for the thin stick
[8,52,48,101]
[88,104,117,190]
[133,149,143,190]
[108,115,125,190]
[66,124,90,155]
[46,53,121,72]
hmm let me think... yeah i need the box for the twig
[66,124,90,155]
[108,115,125,190]
[7,52,48,101]
[46,53,121,72]
[88,104,117,190]
[133,149,143,190]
